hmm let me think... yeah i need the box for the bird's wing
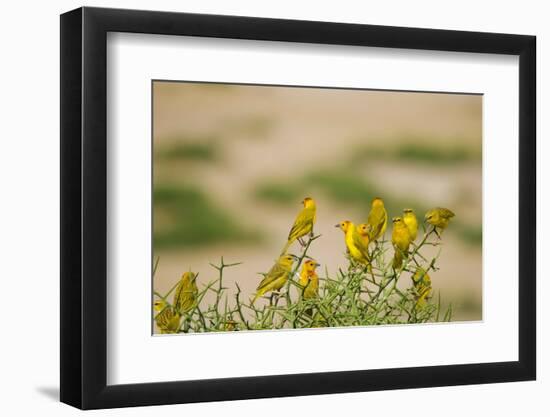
[367,209,376,226]
[173,280,186,310]
[440,208,455,218]
[352,228,369,259]
[155,307,173,327]
[368,208,386,238]
[257,263,287,290]
[288,207,313,241]
[173,279,197,312]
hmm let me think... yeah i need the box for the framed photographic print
[60,6,536,410]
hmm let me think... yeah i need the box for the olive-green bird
[403,208,418,241]
[366,197,388,242]
[153,300,181,334]
[411,267,432,308]
[173,271,198,314]
[425,207,455,236]
[281,197,317,255]
[391,217,411,269]
[253,254,295,303]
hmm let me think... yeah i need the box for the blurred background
[152,81,482,326]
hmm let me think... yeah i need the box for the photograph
[52,4,538,411]
[151,81,482,334]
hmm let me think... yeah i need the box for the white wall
[0,1,545,415]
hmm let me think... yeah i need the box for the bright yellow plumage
[153,300,181,334]
[336,220,370,266]
[299,259,320,299]
[253,254,295,302]
[173,272,198,314]
[366,197,388,242]
[425,207,455,234]
[357,223,371,248]
[403,208,418,241]
[281,197,316,255]
[411,267,432,308]
[391,217,411,269]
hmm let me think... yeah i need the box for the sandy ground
[152,82,482,327]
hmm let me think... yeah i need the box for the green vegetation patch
[155,137,219,162]
[154,184,261,249]
[353,141,481,165]
[253,167,416,214]
[253,181,303,204]
[305,169,376,208]
[454,222,482,246]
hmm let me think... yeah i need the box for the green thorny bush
[153,225,453,334]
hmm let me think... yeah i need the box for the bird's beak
[315,263,321,267]
[334,224,340,228]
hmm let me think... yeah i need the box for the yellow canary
[336,220,369,265]
[153,300,181,334]
[357,223,371,247]
[299,259,320,299]
[281,197,316,255]
[366,197,388,241]
[173,272,198,314]
[425,207,455,234]
[254,254,295,302]
[411,267,432,308]
[391,217,411,269]
[403,208,418,241]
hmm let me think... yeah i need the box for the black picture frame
[60,6,536,410]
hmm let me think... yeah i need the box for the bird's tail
[363,262,373,274]
[252,290,262,304]
[392,251,403,269]
[415,289,430,309]
[415,298,426,310]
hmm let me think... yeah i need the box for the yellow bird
[391,217,411,269]
[425,207,455,235]
[153,300,181,334]
[403,208,418,241]
[173,272,198,314]
[366,197,388,242]
[411,267,432,308]
[336,220,370,266]
[299,259,320,299]
[253,254,295,302]
[281,197,317,255]
[357,223,371,247]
